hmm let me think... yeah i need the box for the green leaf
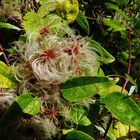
[99,85,127,96]
[0,52,3,56]
[0,93,40,138]
[101,92,140,133]
[0,22,21,31]
[61,76,119,102]
[16,93,40,116]
[56,0,79,23]
[134,19,140,30]
[76,10,90,34]
[70,106,91,126]
[23,11,42,34]
[125,74,136,85]
[0,75,18,88]
[95,125,116,140]
[103,18,126,32]
[0,61,19,88]
[0,101,23,139]
[87,39,115,63]
[23,12,73,38]
[112,0,129,6]
[65,130,95,140]
[105,3,129,20]
[0,61,13,77]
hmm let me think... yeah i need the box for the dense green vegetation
[0,0,140,139]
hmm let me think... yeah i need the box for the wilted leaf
[61,76,119,102]
[101,92,140,133]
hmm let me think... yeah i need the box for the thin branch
[108,74,125,79]
[0,44,10,66]
[103,115,112,139]
[121,28,132,92]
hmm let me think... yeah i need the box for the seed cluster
[12,29,97,139]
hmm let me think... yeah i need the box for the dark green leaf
[0,101,23,138]
[61,76,119,102]
[105,3,129,20]
[76,10,90,34]
[88,39,115,63]
[101,92,140,133]
[0,93,40,138]
[65,130,95,140]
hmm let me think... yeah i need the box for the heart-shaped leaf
[16,93,41,116]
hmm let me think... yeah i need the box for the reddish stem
[121,28,132,92]
[0,44,10,66]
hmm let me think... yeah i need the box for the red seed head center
[43,49,56,59]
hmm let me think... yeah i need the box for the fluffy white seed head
[21,35,97,84]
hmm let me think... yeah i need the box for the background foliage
[0,0,140,139]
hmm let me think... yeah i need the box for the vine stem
[103,115,112,139]
[121,28,132,92]
[0,44,10,66]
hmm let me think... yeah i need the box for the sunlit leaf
[103,18,126,32]
[0,61,19,88]
[56,0,79,23]
[16,93,41,116]
[37,0,79,23]
[70,106,91,126]
[76,10,90,34]
[61,76,119,102]
[109,121,130,139]
[0,61,13,77]
[99,85,127,96]
[65,130,95,140]
[0,75,18,88]
[0,52,3,56]
[101,92,140,133]
[63,128,74,135]
[0,22,21,30]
